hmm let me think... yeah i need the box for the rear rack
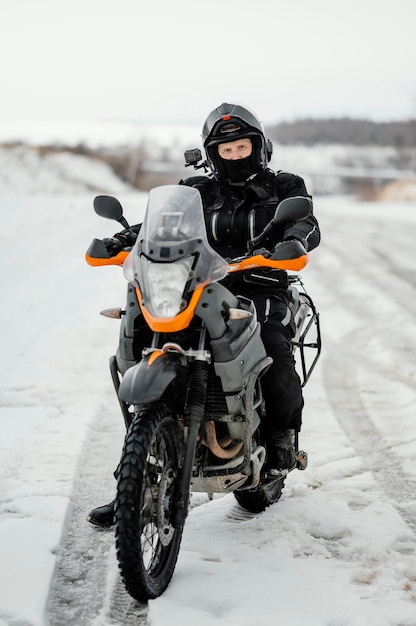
[289,276,321,387]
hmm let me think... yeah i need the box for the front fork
[173,325,210,529]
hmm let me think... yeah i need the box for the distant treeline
[266,118,416,147]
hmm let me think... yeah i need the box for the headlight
[141,256,194,318]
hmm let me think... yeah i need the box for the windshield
[124,185,228,291]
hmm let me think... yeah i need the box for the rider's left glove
[284,236,309,251]
[270,238,308,260]
[253,247,271,258]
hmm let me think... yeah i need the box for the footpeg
[296,450,308,470]
[262,468,288,481]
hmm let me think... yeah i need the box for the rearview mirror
[93,195,130,230]
[250,196,312,248]
[271,196,311,227]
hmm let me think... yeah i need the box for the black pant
[251,292,304,432]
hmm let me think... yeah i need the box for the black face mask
[220,154,256,184]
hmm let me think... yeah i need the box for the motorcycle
[86,184,321,602]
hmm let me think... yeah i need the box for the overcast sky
[1,0,415,129]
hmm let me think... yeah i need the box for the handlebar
[86,240,308,272]
[86,250,308,273]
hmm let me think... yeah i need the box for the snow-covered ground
[1,146,416,626]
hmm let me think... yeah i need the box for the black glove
[102,230,136,255]
[102,237,127,255]
[271,239,307,260]
[253,247,271,258]
[284,236,308,251]
[115,230,137,247]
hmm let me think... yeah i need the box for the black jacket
[179,168,320,296]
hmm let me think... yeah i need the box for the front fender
[118,351,184,405]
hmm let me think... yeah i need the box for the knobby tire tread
[115,403,183,602]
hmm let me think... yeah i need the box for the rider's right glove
[103,230,137,255]
[102,237,127,255]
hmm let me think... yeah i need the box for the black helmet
[202,102,273,183]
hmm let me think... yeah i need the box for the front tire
[115,403,183,602]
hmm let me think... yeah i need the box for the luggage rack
[289,275,321,387]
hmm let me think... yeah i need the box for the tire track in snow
[314,204,416,533]
[45,408,245,623]
[322,335,416,536]
[45,406,149,625]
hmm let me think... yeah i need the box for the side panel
[195,282,239,340]
[213,325,268,394]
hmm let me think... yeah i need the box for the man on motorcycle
[87,102,320,528]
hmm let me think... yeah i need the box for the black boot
[87,500,115,528]
[266,429,297,471]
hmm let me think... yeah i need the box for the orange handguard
[228,253,309,274]
[85,250,130,267]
